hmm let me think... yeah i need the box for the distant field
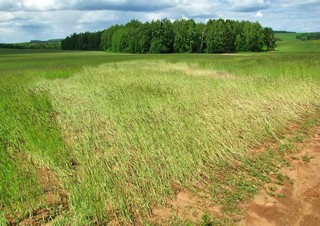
[275,32,298,42]
[275,32,320,53]
[1,35,320,224]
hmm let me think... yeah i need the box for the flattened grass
[1,42,319,224]
[45,61,319,223]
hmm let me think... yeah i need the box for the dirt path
[241,127,320,226]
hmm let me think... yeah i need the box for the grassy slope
[275,32,320,53]
[1,35,320,224]
[275,32,298,42]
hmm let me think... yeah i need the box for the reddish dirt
[149,181,223,224]
[241,127,320,226]
[7,167,68,226]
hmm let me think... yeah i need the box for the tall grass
[1,40,319,224]
[0,50,151,223]
[45,61,319,224]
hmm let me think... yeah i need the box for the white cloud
[142,0,219,21]
[143,12,164,21]
[20,0,65,11]
[177,0,217,14]
[255,11,263,18]
[0,12,15,22]
[78,11,118,24]
[0,0,319,43]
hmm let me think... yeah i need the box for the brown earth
[149,186,223,224]
[240,127,320,226]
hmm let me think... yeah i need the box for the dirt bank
[241,127,320,226]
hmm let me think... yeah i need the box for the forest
[0,40,61,49]
[296,32,320,41]
[61,19,277,53]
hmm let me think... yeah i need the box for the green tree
[101,25,121,51]
[111,26,127,52]
[139,22,152,53]
[173,19,200,53]
[263,27,276,51]
[61,18,276,53]
[206,19,230,53]
[244,22,264,52]
[149,19,174,53]
[196,22,207,53]
[234,21,246,52]
[126,19,143,53]
[75,33,84,50]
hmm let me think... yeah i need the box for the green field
[1,34,320,225]
[275,32,320,53]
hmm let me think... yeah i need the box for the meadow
[0,34,319,225]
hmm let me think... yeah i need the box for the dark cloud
[232,5,268,12]
[73,1,175,12]
[189,14,218,20]
[0,1,17,11]
[0,0,176,12]
[231,0,270,12]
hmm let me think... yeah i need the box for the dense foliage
[0,40,61,49]
[296,32,320,41]
[61,19,276,53]
[61,31,102,50]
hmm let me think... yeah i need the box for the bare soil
[241,127,320,226]
[150,187,223,224]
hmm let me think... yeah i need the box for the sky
[0,0,319,43]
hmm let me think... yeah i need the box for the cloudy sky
[0,0,319,43]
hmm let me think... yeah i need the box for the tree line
[62,19,276,53]
[296,32,320,41]
[0,41,61,49]
[61,31,102,50]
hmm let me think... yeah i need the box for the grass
[275,32,320,53]
[275,32,298,42]
[45,61,319,223]
[1,35,320,224]
[301,155,313,162]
